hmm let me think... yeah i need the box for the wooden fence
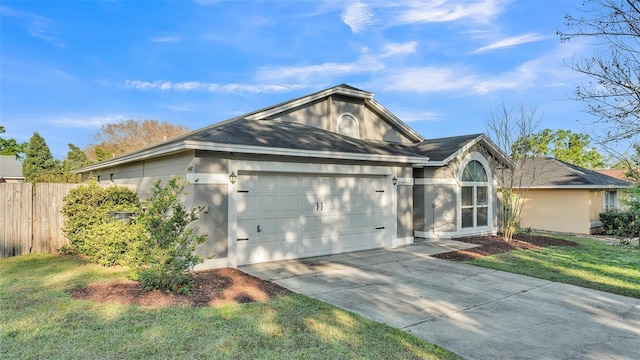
[1,183,79,258]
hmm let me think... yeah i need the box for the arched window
[461,160,489,228]
[337,113,359,139]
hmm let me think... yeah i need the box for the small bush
[600,210,639,238]
[133,178,206,295]
[61,181,142,265]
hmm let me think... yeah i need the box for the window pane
[462,208,474,228]
[462,187,473,206]
[462,160,488,182]
[477,186,488,206]
[477,207,488,226]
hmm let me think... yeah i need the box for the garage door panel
[236,173,387,265]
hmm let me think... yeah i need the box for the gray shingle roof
[516,157,631,188]
[188,119,424,157]
[412,134,483,162]
[0,155,23,179]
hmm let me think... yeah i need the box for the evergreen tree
[64,143,92,172]
[23,132,58,182]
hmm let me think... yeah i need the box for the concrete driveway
[241,240,640,360]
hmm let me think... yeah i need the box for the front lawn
[0,254,461,360]
[467,235,640,299]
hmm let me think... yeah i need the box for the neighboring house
[515,157,631,235]
[595,169,634,182]
[78,84,511,269]
[0,155,24,183]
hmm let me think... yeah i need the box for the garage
[235,173,387,265]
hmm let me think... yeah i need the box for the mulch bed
[431,233,578,262]
[68,267,292,308]
[69,234,576,307]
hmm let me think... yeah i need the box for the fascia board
[183,140,429,164]
[517,185,632,190]
[439,135,514,168]
[76,142,188,173]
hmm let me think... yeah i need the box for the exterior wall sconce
[229,172,237,184]
[392,176,398,186]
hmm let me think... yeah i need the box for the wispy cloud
[393,109,442,122]
[194,0,220,5]
[123,80,307,94]
[395,0,508,25]
[380,41,418,58]
[149,36,181,43]
[50,114,128,128]
[341,1,374,33]
[340,0,508,33]
[473,33,547,53]
[0,6,65,47]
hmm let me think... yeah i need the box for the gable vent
[337,113,360,139]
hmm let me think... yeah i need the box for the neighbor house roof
[595,169,630,181]
[515,157,632,189]
[0,155,24,180]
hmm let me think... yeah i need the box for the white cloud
[123,80,307,94]
[50,114,128,128]
[473,33,547,53]
[393,109,442,122]
[380,66,480,93]
[149,36,181,43]
[380,41,418,58]
[0,6,65,47]
[341,1,374,33]
[394,0,508,25]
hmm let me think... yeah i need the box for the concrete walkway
[241,241,640,360]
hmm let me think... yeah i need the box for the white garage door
[236,173,386,265]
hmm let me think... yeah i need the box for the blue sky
[1,0,605,159]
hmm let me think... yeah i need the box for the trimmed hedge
[600,210,639,238]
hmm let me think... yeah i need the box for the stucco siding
[193,183,229,260]
[589,190,604,223]
[519,189,591,234]
[397,184,413,238]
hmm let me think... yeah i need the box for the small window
[97,175,101,182]
[604,191,617,211]
[462,160,487,182]
[337,113,359,139]
[110,174,115,183]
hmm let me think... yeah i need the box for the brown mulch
[68,267,292,308]
[431,233,578,262]
[69,234,576,308]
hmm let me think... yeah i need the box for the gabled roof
[595,169,630,181]
[0,155,24,180]
[412,133,513,167]
[516,157,631,189]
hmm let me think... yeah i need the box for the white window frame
[458,152,492,231]
[604,190,618,211]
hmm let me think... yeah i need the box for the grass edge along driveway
[0,254,462,360]
[467,235,640,299]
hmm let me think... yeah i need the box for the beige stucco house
[516,157,631,235]
[78,84,511,269]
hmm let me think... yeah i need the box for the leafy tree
[0,125,27,159]
[85,119,189,161]
[22,132,58,182]
[558,0,640,144]
[486,99,542,241]
[512,129,605,168]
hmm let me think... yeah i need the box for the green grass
[467,235,640,298]
[0,254,461,360]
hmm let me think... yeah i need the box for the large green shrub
[133,178,206,295]
[600,210,639,238]
[61,181,142,265]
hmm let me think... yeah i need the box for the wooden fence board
[0,183,33,257]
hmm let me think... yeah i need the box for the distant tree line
[0,120,188,183]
